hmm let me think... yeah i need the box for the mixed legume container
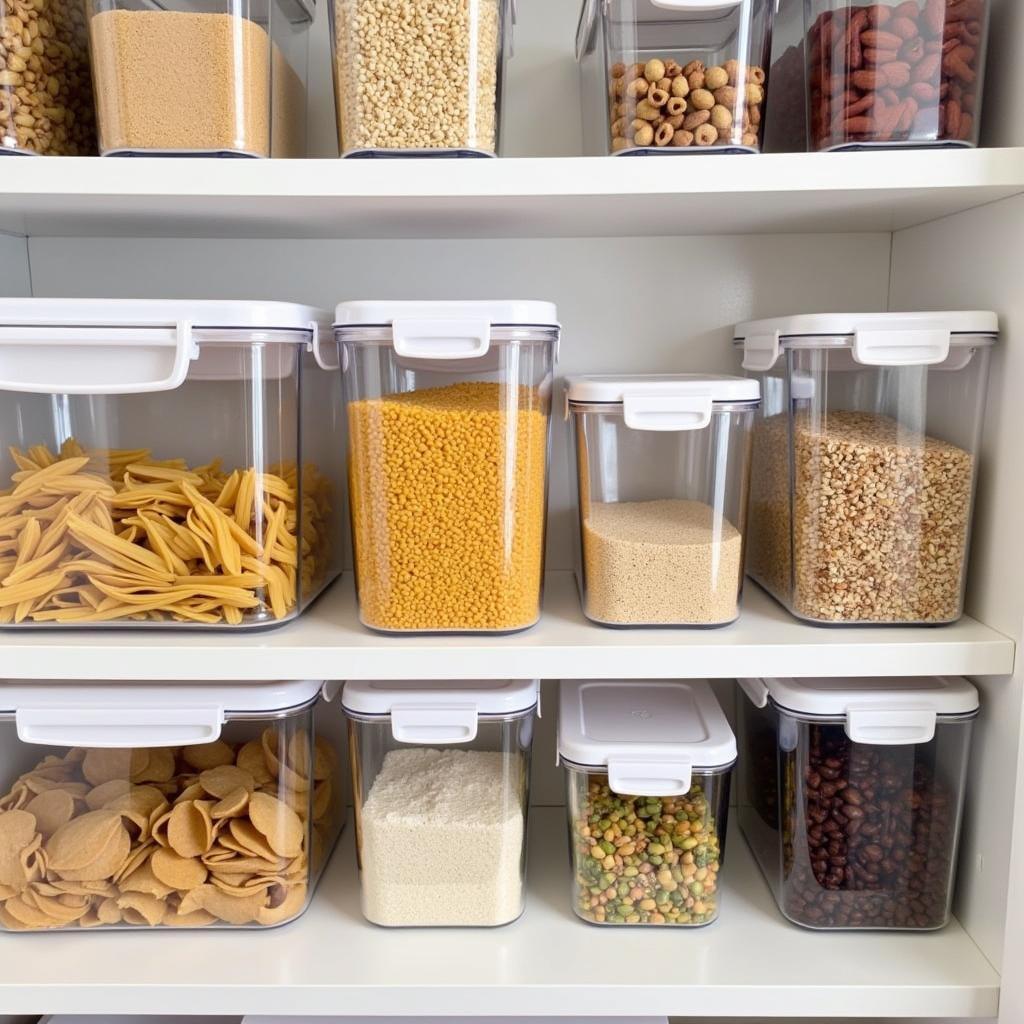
[738,674,977,929]
[343,679,537,927]
[735,311,996,625]
[0,678,343,930]
[559,678,735,927]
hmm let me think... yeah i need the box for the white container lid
[334,300,559,328]
[0,680,323,750]
[558,680,736,797]
[739,676,979,747]
[342,679,540,745]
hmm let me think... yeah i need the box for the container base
[614,146,758,156]
[341,148,497,159]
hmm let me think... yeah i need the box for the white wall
[0,233,30,296]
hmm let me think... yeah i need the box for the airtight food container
[735,311,996,625]
[0,299,342,629]
[567,374,759,627]
[559,679,735,927]
[0,679,344,930]
[738,674,977,930]
[577,0,778,154]
[88,0,313,156]
[805,0,990,151]
[343,679,538,927]
[337,300,559,635]
[330,0,513,157]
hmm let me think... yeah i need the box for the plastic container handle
[852,328,952,367]
[845,706,938,746]
[738,677,770,709]
[0,321,197,395]
[392,319,491,360]
[608,757,693,797]
[310,320,344,373]
[623,393,712,431]
[16,705,224,748]
[741,331,781,372]
[390,703,479,744]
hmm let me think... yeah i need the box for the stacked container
[559,679,735,926]
[738,674,978,930]
[735,311,996,625]
[567,374,759,627]
[0,299,342,628]
[343,679,538,927]
[0,679,343,930]
[337,300,559,635]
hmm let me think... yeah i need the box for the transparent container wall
[0,332,343,628]
[330,0,508,156]
[565,765,730,926]
[0,700,343,930]
[570,403,755,626]
[746,340,991,624]
[581,0,774,154]
[88,0,310,156]
[342,328,556,633]
[804,0,989,151]
[347,712,534,926]
[0,0,97,155]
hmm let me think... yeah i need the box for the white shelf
[0,808,998,1018]
[2,149,1023,238]
[0,572,1012,682]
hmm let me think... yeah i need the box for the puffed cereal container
[0,298,342,629]
[0,679,344,930]
[737,674,977,930]
[343,679,538,927]
[337,300,559,634]
[577,0,778,154]
[559,679,735,927]
[567,374,759,627]
[734,311,996,625]
[330,0,514,157]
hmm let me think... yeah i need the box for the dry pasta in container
[0,298,343,628]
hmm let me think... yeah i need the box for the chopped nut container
[566,374,759,628]
[577,0,778,154]
[737,674,977,930]
[0,679,345,930]
[559,679,735,927]
[343,679,538,927]
[735,311,996,625]
[337,300,558,635]
[0,298,343,629]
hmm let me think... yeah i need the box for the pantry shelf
[0,572,1012,681]
[1,149,1023,238]
[0,807,998,1018]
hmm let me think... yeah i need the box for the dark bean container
[738,675,978,930]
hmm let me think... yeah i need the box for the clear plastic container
[805,0,990,151]
[330,0,513,157]
[337,300,559,635]
[737,674,977,930]
[567,374,759,627]
[735,311,996,625]
[0,0,97,155]
[559,679,735,927]
[343,679,537,927]
[577,0,778,154]
[88,0,313,156]
[0,679,344,930]
[0,299,342,629]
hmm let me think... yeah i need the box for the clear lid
[739,676,979,746]
[558,680,736,796]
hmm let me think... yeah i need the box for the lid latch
[622,392,712,431]
[845,705,938,746]
[392,319,491,361]
[607,755,693,797]
[390,702,479,744]
[852,328,951,367]
[741,330,781,372]
[16,704,224,748]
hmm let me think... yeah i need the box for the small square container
[737,674,978,929]
[88,0,313,156]
[567,374,759,627]
[343,679,538,927]
[330,0,514,157]
[804,0,990,151]
[337,300,559,635]
[0,299,342,629]
[577,0,778,154]
[735,311,997,625]
[0,679,344,930]
[558,679,735,926]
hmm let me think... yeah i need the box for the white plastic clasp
[738,677,770,709]
[390,703,479,744]
[311,319,345,372]
[741,331,781,372]
[845,705,938,746]
[852,328,951,367]
[16,704,224,748]
[650,0,743,8]
[392,318,491,360]
[623,392,712,431]
[607,756,693,797]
